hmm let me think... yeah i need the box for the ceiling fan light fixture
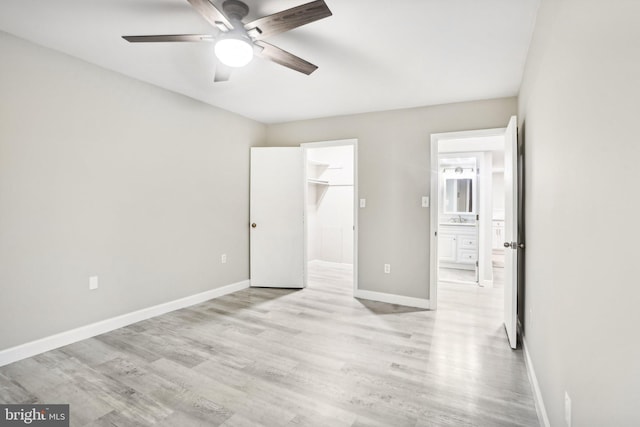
[214,36,253,68]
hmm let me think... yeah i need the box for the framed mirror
[444,177,474,213]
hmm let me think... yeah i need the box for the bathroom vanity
[438,223,478,270]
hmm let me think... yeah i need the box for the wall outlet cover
[359,198,366,208]
[221,254,227,264]
[422,196,430,207]
[89,276,99,290]
[384,264,391,274]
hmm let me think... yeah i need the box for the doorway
[302,140,357,294]
[429,116,519,349]
[430,129,507,304]
[436,150,506,288]
[437,153,482,286]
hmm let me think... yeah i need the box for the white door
[504,116,519,349]
[250,147,304,288]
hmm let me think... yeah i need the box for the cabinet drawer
[459,250,477,263]
[460,238,477,249]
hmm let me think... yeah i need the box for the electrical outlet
[564,391,572,426]
[89,276,99,290]
[422,196,429,207]
[360,198,366,208]
[221,254,227,264]
[384,264,391,274]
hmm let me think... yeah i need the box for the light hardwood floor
[0,262,538,426]
[438,267,477,284]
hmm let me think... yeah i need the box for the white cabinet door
[250,147,304,288]
[438,233,457,263]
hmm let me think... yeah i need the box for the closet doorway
[302,140,357,294]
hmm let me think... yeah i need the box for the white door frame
[429,128,506,310]
[301,139,358,294]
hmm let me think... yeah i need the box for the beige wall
[518,0,640,424]
[0,32,266,350]
[267,98,516,299]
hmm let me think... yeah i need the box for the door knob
[251,223,257,228]
[504,242,525,249]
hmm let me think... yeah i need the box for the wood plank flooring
[0,261,538,426]
[438,267,477,284]
[439,265,505,288]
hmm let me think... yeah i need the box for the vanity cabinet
[438,233,457,263]
[438,224,478,270]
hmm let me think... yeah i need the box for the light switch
[89,276,99,290]
[422,196,430,208]
[359,199,366,208]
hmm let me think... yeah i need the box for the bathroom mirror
[444,178,474,213]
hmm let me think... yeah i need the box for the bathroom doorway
[429,127,509,307]
[430,117,519,348]
[437,154,481,285]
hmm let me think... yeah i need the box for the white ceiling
[0,0,539,124]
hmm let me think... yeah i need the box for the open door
[250,147,304,288]
[504,116,520,349]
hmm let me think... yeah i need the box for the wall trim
[0,279,250,367]
[523,336,551,427]
[355,289,430,309]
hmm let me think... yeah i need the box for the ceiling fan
[122,0,332,82]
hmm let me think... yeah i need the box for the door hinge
[476,261,479,267]
[476,214,479,220]
[435,231,438,237]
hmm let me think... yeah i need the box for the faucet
[458,214,466,223]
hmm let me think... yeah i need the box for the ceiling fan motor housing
[222,0,250,21]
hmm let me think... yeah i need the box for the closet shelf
[307,178,330,185]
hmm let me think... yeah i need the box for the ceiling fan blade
[245,0,332,40]
[214,63,232,82]
[122,34,215,43]
[255,41,318,75]
[186,0,233,30]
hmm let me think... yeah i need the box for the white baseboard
[355,289,430,309]
[523,337,551,427]
[481,279,494,288]
[308,259,353,267]
[0,280,250,367]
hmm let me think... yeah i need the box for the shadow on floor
[355,297,428,315]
